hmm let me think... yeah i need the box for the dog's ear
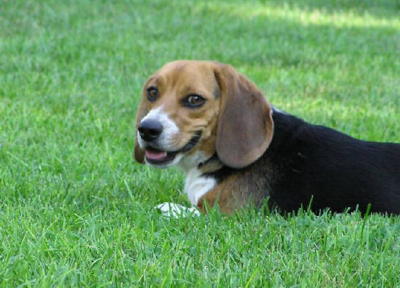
[133,98,147,164]
[134,138,145,163]
[213,63,274,168]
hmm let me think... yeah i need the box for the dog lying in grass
[134,60,400,215]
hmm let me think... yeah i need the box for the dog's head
[134,60,274,169]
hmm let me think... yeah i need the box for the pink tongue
[145,150,168,161]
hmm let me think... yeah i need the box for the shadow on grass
[263,0,400,19]
[178,1,399,67]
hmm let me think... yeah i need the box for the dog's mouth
[144,131,202,166]
[145,148,178,165]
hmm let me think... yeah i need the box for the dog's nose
[138,119,163,142]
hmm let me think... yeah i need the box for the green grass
[1,0,399,286]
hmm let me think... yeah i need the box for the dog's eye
[146,87,159,102]
[183,94,206,108]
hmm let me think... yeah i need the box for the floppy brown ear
[133,99,147,164]
[134,137,145,163]
[214,64,274,168]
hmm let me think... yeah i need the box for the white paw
[155,202,200,218]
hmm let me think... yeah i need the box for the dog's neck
[177,151,221,206]
[177,151,222,173]
[198,154,223,173]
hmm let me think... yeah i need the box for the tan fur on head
[134,60,274,169]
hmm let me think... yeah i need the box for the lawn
[1,0,399,286]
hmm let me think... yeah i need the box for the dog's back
[261,111,400,214]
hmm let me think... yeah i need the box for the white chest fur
[184,168,216,205]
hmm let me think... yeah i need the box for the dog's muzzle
[138,120,202,166]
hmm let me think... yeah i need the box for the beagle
[134,60,400,215]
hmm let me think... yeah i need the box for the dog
[134,60,400,215]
